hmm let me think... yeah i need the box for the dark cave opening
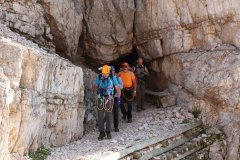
[109,48,139,73]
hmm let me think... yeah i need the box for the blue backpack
[97,74,115,96]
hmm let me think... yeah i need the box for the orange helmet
[122,62,130,68]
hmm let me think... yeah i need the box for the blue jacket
[95,74,119,96]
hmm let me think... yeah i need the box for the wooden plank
[139,132,201,160]
[173,146,202,160]
[118,122,202,159]
[145,90,169,97]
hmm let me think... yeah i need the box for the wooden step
[150,133,220,160]
[145,90,169,97]
[145,90,176,108]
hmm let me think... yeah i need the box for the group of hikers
[94,57,149,140]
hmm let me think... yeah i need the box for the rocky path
[47,103,195,160]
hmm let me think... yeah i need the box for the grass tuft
[182,118,192,124]
[191,109,201,118]
[29,147,51,160]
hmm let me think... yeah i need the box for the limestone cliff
[0,25,85,160]
[0,0,83,60]
[0,68,13,160]
[134,1,240,159]
[80,0,135,63]
[135,0,240,59]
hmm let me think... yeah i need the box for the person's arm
[144,66,149,76]
[132,73,137,97]
[115,86,121,97]
[113,76,121,97]
[118,78,123,90]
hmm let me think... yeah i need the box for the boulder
[80,0,135,63]
[218,112,240,160]
[160,94,176,108]
[209,141,224,160]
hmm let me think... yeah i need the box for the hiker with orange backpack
[133,57,149,112]
[118,63,137,123]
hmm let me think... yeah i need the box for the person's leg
[141,83,146,110]
[121,91,127,120]
[106,98,113,139]
[127,101,132,123]
[97,101,104,132]
[124,89,133,122]
[136,84,141,111]
[97,99,105,140]
[106,111,113,132]
[113,97,119,131]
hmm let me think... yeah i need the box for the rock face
[80,0,135,63]
[0,25,85,158]
[218,112,240,160]
[0,68,13,160]
[161,48,240,123]
[0,0,83,59]
[163,49,240,159]
[0,0,135,64]
[82,67,97,127]
[134,1,240,159]
[134,0,240,60]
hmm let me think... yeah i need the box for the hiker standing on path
[133,57,149,112]
[110,66,123,132]
[119,63,137,123]
[95,65,121,140]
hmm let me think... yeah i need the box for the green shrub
[29,147,51,160]
[191,109,201,118]
[182,119,191,124]
[207,133,225,142]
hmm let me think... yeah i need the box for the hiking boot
[98,132,105,141]
[141,107,145,111]
[127,119,132,123]
[137,108,141,112]
[122,115,126,120]
[114,128,119,132]
[106,132,112,139]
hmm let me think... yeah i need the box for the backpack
[97,74,115,96]
[133,64,146,81]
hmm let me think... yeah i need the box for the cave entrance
[109,48,139,72]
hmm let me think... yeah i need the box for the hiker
[119,63,137,123]
[110,66,123,132]
[95,65,121,140]
[133,57,149,112]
